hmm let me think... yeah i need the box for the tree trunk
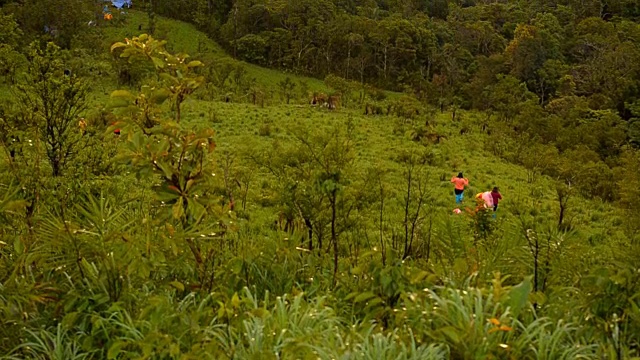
[304,217,313,251]
[533,245,539,294]
[425,215,433,262]
[176,99,182,123]
[346,46,351,80]
[148,0,156,34]
[233,4,238,58]
[557,183,570,231]
[331,193,338,287]
[403,167,412,259]
[379,179,386,266]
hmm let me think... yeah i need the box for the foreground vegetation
[1,1,640,359]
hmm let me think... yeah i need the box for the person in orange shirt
[451,172,469,204]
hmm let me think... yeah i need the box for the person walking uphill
[451,172,469,204]
[491,187,502,211]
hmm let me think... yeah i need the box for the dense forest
[157,0,640,105]
[1,0,640,358]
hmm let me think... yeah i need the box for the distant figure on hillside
[451,172,469,204]
[111,122,121,136]
[491,187,502,212]
[78,118,87,135]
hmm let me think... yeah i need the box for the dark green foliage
[277,76,296,104]
[0,14,24,84]
[141,0,640,135]
[14,42,88,177]
[10,0,94,49]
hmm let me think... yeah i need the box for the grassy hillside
[99,13,613,215]
[182,99,624,239]
[100,8,628,277]
[101,10,329,93]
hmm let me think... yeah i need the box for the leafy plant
[14,41,88,176]
[111,34,205,123]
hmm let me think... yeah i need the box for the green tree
[277,76,296,104]
[398,150,431,260]
[505,13,563,85]
[111,34,205,123]
[110,34,220,291]
[0,14,24,84]
[16,0,93,49]
[345,32,364,80]
[533,59,568,105]
[0,14,21,47]
[250,139,326,251]
[465,54,507,111]
[324,74,357,107]
[614,150,640,240]
[627,101,640,148]
[235,33,267,64]
[519,142,559,183]
[484,74,537,121]
[433,43,474,109]
[15,42,88,177]
[291,120,357,286]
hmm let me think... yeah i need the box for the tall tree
[505,13,563,85]
[15,42,88,177]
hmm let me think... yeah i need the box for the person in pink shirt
[475,191,494,208]
[451,172,469,204]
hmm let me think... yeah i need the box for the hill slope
[99,10,626,262]
[102,10,329,93]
